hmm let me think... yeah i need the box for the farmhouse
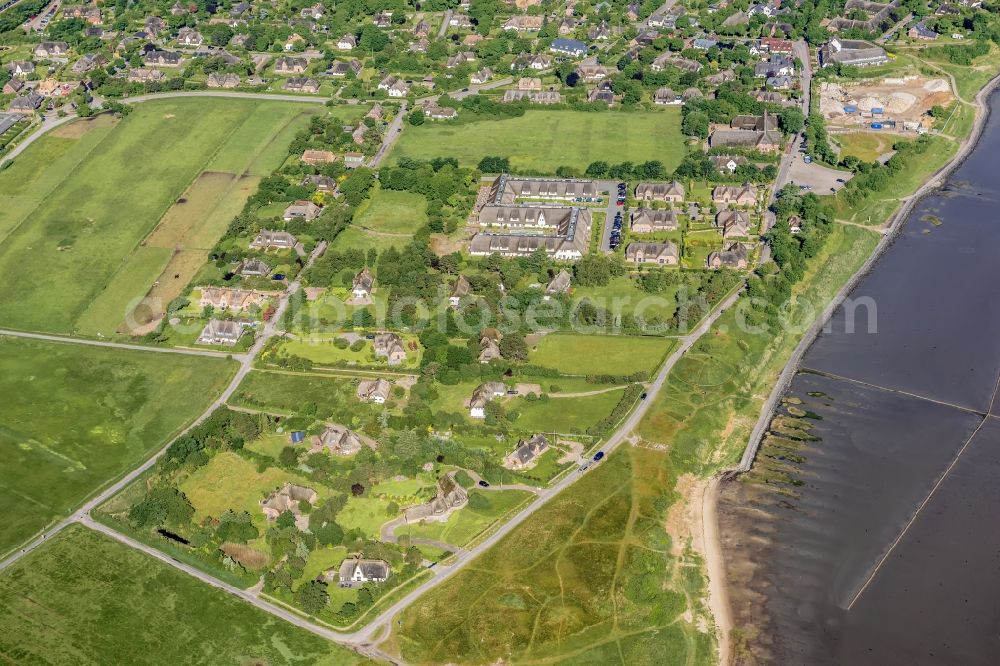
[488,175,598,205]
[328,59,362,77]
[250,229,297,250]
[545,269,572,298]
[337,34,357,50]
[352,267,373,299]
[631,208,679,233]
[199,287,269,312]
[344,153,365,168]
[470,207,592,260]
[731,112,777,132]
[471,68,493,84]
[357,378,392,403]
[635,181,685,202]
[426,105,458,120]
[449,13,473,28]
[577,57,609,81]
[908,22,939,40]
[373,332,407,365]
[707,243,749,269]
[378,75,409,97]
[818,39,888,68]
[177,27,203,46]
[72,53,106,73]
[9,92,43,114]
[312,423,364,455]
[302,149,336,164]
[10,61,34,77]
[712,183,759,206]
[504,434,549,470]
[260,484,317,529]
[709,128,781,153]
[479,329,502,363]
[337,558,390,585]
[446,51,477,69]
[654,87,681,105]
[625,241,679,265]
[283,200,321,221]
[715,209,752,238]
[588,84,616,106]
[470,381,506,418]
[207,73,240,88]
[128,68,165,83]
[196,319,244,346]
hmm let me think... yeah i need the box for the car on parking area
[593,451,605,461]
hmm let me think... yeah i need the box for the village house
[312,423,364,455]
[760,37,794,54]
[236,258,270,277]
[282,200,321,221]
[328,59,362,77]
[517,77,542,91]
[754,54,794,78]
[373,332,407,365]
[446,51,477,69]
[588,21,611,41]
[715,210,751,238]
[9,91,44,115]
[301,2,324,19]
[207,72,240,88]
[707,69,737,86]
[450,13,474,28]
[908,22,939,40]
[274,56,307,74]
[344,152,365,168]
[707,243,749,269]
[284,77,320,93]
[503,15,543,31]
[488,175,598,205]
[449,275,471,307]
[635,181,685,202]
[250,229,297,251]
[177,27,203,46]
[128,68,165,83]
[199,286,270,312]
[426,105,458,120]
[145,50,181,67]
[352,267,373,299]
[302,149,336,165]
[818,38,888,68]
[527,54,552,71]
[404,473,468,523]
[471,67,493,84]
[71,53,106,73]
[545,269,572,299]
[373,10,393,27]
[378,75,409,98]
[10,61,35,77]
[170,1,187,15]
[709,127,781,153]
[577,57,609,82]
[196,319,244,346]
[631,209,679,233]
[625,241,679,265]
[302,174,337,194]
[502,90,561,104]
[712,183,759,206]
[477,328,502,363]
[549,38,588,57]
[470,381,506,418]
[558,17,577,35]
[654,87,681,105]
[335,558,390,586]
[471,206,592,260]
[261,484,316,529]
[505,434,549,470]
[337,34,357,50]
[34,41,69,59]
[2,79,21,95]
[357,378,392,404]
[588,84,616,106]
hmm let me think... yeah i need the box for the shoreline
[703,69,1000,665]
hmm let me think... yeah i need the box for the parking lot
[785,151,853,194]
[598,180,627,251]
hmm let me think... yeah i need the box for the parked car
[593,451,605,461]
[478,480,490,488]
[640,392,648,400]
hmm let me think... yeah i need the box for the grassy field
[0,525,367,665]
[0,98,316,336]
[399,489,534,547]
[229,369,368,417]
[0,336,235,557]
[386,446,715,665]
[529,333,674,376]
[390,109,684,173]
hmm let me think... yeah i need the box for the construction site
[819,76,954,132]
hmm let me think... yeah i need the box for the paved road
[596,179,622,252]
[437,9,452,39]
[0,242,326,571]
[877,13,913,44]
[0,328,240,359]
[368,102,407,168]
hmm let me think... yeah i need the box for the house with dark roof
[715,210,751,238]
[196,319,244,346]
[635,181,685,202]
[250,229,297,250]
[374,332,407,365]
[545,269,572,298]
[631,209,679,233]
[283,200,321,221]
[357,378,392,403]
[352,267,374,299]
[550,38,588,57]
[470,382,506,418]
[504,434,549,470]
[707,243,749,269]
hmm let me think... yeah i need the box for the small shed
[290,431,306,444]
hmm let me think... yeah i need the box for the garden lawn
[515,389,625,434]
[229,369,363,419]
[529,333,674,376]
[834,132,896,162]
[0,525,366,666]
[0,336,236,557]
[390,109,684,173]
[352,185,428,234]
[0,97,313,335]
[399,489,534,547]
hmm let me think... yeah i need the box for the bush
[334,337,350,349]
[349,339,366,352]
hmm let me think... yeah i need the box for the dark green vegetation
[390,446,715,665]
[0,525,367,666]
[0,336,235,557]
